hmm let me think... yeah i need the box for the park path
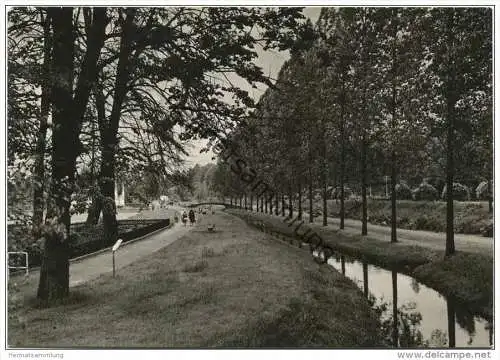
[243,206,492,256]
[69,219,192,286]
[315,216,492,255]
[17,207,195,287]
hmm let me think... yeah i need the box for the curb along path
[13,208,192,287]
[70,220,191,286]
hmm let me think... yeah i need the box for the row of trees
[8,7,309,303]
[210,8,492,255]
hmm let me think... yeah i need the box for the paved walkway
[18,207,194,287]
[69,220,191,286]
[241,207,493,257]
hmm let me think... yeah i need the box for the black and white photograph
[2,2,496,358]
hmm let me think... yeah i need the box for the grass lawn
[8,211,383,348]
[229,209,493,321]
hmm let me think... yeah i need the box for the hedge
[412,183,439,201]
[441,182,470,201]
[395,181,413,200]
[8,219,170,269]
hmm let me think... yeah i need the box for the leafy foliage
[475,181,491,201]
[412,182,439,201]
[441,183,471,201]
[395,181,412,200]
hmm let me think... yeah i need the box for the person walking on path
[181,211,188,226]
[189,209,196,226]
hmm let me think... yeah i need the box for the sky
[183,6,322,167]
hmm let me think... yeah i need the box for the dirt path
[307,213,493,256]
[244,207,492,256]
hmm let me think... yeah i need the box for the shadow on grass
[183,260,208,273]
[211,291,381,348]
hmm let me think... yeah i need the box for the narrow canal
[326,253,492,348]
[253,223,492,348]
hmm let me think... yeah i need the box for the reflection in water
[363,262,369,298]
[454,304,476,345]
[447,299,456,348]
[487,322,493,346]
[326,254,492,348]
[250,224,492,348]
[392,270,398,347]
[373,297,426,347]
[411,278,420,294]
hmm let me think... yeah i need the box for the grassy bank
[8,211,382,348]
[307,199,492,236]
[228,209,493,321]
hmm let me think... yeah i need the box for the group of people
[180,206,215,226]
[181,209,196,226]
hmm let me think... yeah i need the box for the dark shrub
[412,182,439,201]
[424,177,445,195]
[395,181,412,200]
[330,186,354,200]
[475,181,492,200]
[413,215,443,232]
[441,182,470,201]
[481,221,493,237]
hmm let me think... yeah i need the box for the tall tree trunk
[32,11,51,232]
[269,193,273,214]
[298,180,302,220]
[390,24,398,244]
[265,196,268,213]
[308,172,314,223]
[275,192,279,215]
[249,193,253,212]
[445,11,456,257]
[288,185,293,218]
[391,149,397,243]
[85,193,102,225]
[322,130,328,226]
[488,178,492,213]
[282,194,285,217]
[100,135,118,247]
[260,195,264,212]
[308,173,313,223]
[361,133,368,236]
[87,73,106,225]
[98,8,136,249]
[339,81,346,230]
[244,193,247,210]
[323,176,327,226]
[37,8,74,302]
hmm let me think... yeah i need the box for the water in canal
[325,253,493,348]
[252,224,492,348]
